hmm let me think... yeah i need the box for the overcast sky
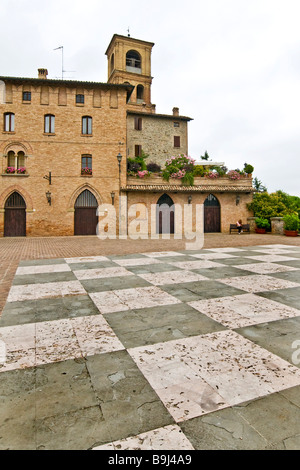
[1,0,300,196]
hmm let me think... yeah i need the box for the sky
[1,0,300,195]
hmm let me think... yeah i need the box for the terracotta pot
[284,230,298,237]
[255,228,266,234]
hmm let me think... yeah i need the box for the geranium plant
[5,167,16,174]
[162,154,195,186]
[81,167,92,175]
[227,170,241,180]
[17,167,26,174]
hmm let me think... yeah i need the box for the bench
[230,224,250,234]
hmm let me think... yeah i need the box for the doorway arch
[4,192,26,237]
[156,194,175,234]
[204,194,220,232]
[74,189,98,235]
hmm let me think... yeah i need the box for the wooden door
[74,189,98,235]
[157,194,175,234]
[4,192,26,237]
[204,194,220,233]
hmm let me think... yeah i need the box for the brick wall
[0,79,128,236]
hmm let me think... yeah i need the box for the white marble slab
[235,262,299,275]
[74,267,132,280]
[218,274,299,293]
[65,256,110,263]
[128,330,300,421]
[71,315,124,356]
[142,251,185,258]
[189,293,300,328]
[7,280,86,302]
[246,254,299,263]
[190,252,236,260]
[113,258,163,266]
[90,286,181,314]
[137,270,209,286]
[16,264,71,275]
[169,260,225,270]
[93,424,194,450]
[0,314,125,372]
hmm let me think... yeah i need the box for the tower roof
[105,34,155,56]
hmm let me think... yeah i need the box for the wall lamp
[188,195,192,204]
[236,194,240,205]
[46,191,52,206]
[111,191,115,206]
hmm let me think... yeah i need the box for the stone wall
[127,114,189,166]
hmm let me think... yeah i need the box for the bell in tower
[105,34,156,113]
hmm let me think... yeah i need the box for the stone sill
[127,175,253,188]
[1,173,29,177]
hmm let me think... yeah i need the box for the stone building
[0,33,254,238]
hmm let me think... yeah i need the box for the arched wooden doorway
[204,194,220,232]
[74,189,98,235]
[4,192,26,237]
[156,194,175,234]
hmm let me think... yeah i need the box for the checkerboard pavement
[1,244,300,450]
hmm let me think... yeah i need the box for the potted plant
[244,163,254,176]
[255,217,270,234]
[283,214,299,237]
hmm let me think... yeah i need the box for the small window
[44,114,55,133]
[76,94,84,104]
[81,155,92,175]
[174,136,180,148]
[173,122,180,128]
[135,145,142,157]
[4,113,15,132]
[134,117,142,131]
[136,85,144,102]
[23,91,31,102]
[82,116,92,135]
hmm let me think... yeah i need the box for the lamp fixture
[117,153,122,166]
[236,194,240,205]
[188,195,192,204]
[111,191,115,206]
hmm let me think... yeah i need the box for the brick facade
[0,33,254,238]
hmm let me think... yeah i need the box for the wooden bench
[230,224,250,234]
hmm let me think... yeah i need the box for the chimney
[38,68,48,79]
[173,107,179,116]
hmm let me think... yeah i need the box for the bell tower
[105,34,155,113]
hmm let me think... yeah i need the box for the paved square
[1,244,300,450]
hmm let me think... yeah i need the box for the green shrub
[255,217,270,229]
[283,214,299,231]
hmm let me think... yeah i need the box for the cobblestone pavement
[0,234,300,450]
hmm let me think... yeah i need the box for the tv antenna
[53,46,75,79]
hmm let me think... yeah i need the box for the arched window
[4,112,15,132]
[44,114,55,133]
[126,50,141,72]
[82,116,92,135]
[111,53,115,73]
[75,189,97,208]
[136,85,144,102]
[6,150,26,173]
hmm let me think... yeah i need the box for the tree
[200,151,210,161]
[253,177,267,192]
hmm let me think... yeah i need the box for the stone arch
[0,185,34,211]
[68,184,102,211]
